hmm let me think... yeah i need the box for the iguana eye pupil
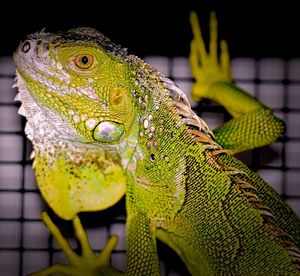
[73,54,94,69]
[81,56,88,64]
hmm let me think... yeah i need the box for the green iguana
[13,11,300,275]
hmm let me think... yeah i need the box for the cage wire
[0,55,300,276]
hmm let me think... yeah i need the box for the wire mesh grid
[0,55,300,275]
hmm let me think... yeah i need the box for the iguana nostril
[21,41,31,53]
[93,121,124,143]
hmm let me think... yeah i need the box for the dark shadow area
[259,145,282,165]
[235,150,253,166]
[1,1,299,58]
[157,239,191,275]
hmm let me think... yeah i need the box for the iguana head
[13,27,141,219]
[14,27,137,143]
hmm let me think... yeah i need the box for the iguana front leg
[125,212,160,275]
[30,211,160,276]
[190,12,285,154]
[30,212,122,276]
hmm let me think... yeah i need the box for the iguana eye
[73,54,94,69]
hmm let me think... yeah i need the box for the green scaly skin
[190,11,300,249]
[13,12,300,275]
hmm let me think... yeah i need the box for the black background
[1,0,299,58]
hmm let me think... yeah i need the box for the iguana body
[13,11,300,275]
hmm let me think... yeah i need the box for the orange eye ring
[73,54,94,69]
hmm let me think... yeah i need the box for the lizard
[13,10,300,275]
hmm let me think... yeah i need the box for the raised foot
[29,212,122,276]
[189,11,232,102]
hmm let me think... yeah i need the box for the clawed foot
[189,11,232,102]
[30,212,122,276]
